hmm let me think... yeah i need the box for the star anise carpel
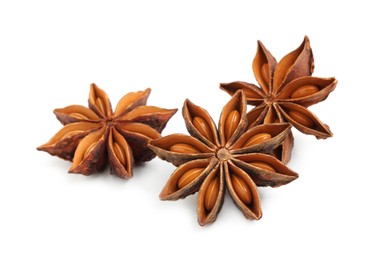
[148,91,298,226]
[37,83,177,178]
[220,36,337,163]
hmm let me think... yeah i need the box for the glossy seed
[113,142,127,166]
[69,112,89,120]
[261,63,269,85]
[193,117,213,142]
[204,177,220,211]
[231,174,252,205]
[225,110,240,141]
[243,133,272,147]
[177,168,204,189]
[250,162,276,172]
[96,97,106,116]
[290,84,319,99]
[83,141,98,159]
[170,143,200,154]
[289,110,314,128]
[61,130,84,139]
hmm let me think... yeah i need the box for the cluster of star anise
[148,36,336,225]
[38,36,336,226]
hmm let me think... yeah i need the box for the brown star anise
[220,36,337,163]
[148,91,298,225]
[37,83,177,178]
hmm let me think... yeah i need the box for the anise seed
[289,110,314,128]
[113,142,127,167]
[250,162,276,172]
[84,141,98,159]
[96,97,106,116]
[193,117,213,142]
[178,168,204,189]
[68,112,89,120]
[290,84,319,99]
[243,133,271,147]
[231,174,252,205]
[61,130,84,139]
[204,177,219,211]
[225,110,240,141]
[170,143,200,154]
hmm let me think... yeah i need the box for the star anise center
[265,95,276,104]
[104,116,115,126]
[216,147,231,162]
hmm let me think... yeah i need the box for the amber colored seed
[243,133,272,147]
[225,110,240,141]
[250,162,276,172]
[231,174,252,205]
[61,130,84,140]
[113,142,127,167]
[261,63,269,85]
[193,117,213,142]
[96,97,106,115]
[170,143,200,154]
[84,141,98,159]
[177,168,204,189]
[289,110,314,128]
[290,84,319,99]
[204,177,220,211]
[69,112,89,120]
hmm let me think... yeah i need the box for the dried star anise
[37,83,177,178]
[220,36,337,163]
[148,91,298,225]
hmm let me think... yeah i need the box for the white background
[1,0,386,259]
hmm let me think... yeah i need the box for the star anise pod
[148,91,298,226]
[37,83,177,178]
[220,36,337,163]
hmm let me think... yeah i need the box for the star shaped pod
[148,91,298,225]
[37,83,177,178]
[220,36,337,163]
